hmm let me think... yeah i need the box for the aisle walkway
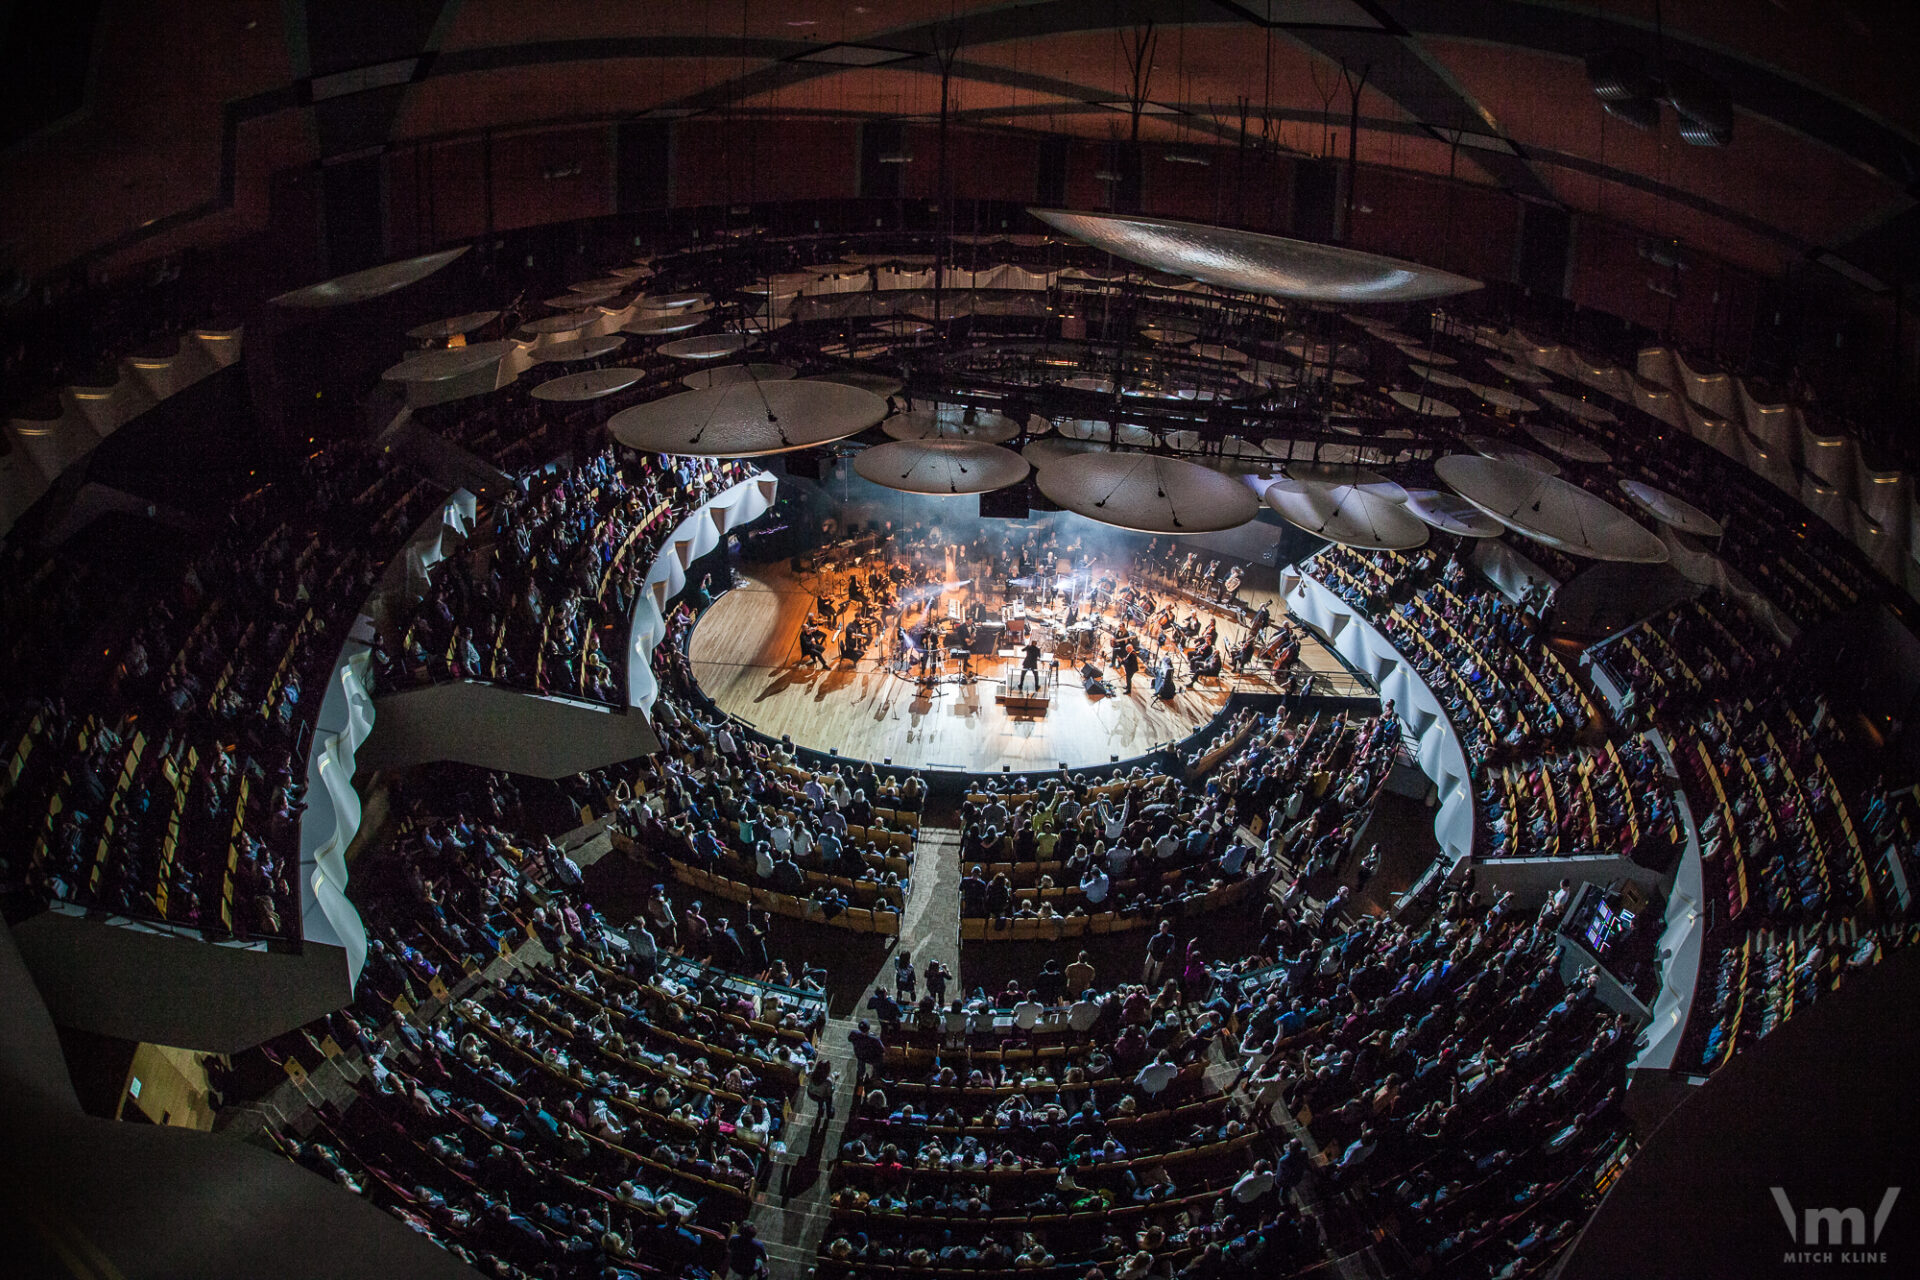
[743,824,962,1278]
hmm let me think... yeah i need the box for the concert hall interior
[3,5,1920,1280]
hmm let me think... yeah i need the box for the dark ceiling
[1,0,1915,290]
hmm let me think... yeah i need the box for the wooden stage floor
[686,564,1350,772]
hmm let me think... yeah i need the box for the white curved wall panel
[1288,574,1474,866]
[626,472,777,714]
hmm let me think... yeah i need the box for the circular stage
[686,560,1329,772]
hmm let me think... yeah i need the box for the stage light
[1601,96,1660,131]
[1585,50,1656,104]
[1665,65,1732,146]
[1586,49,1659,132]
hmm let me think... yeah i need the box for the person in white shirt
[1067,995,1102,1034]
[1108,843,1134,879]
[1012,994,1046,1031]
[1133,1051,1177,1100]
[754,842,775,879]
[1231,1160,1276,1204]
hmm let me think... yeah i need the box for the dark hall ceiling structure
[2,0,1916,293]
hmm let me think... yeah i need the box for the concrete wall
[358,680,662,778]
[10,911,355,1056]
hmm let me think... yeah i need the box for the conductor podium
[994,681,1051,714]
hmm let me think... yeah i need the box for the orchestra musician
[804,523,1293,702]
[840,618,870,664]
[1119,642,1141,693]
[799,624,830,671]
[950,620,975,678]
[1230,630,1258,674]
[1185,640,1221,687]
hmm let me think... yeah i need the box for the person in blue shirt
[726,1222,768,1278]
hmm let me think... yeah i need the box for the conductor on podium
[1016,639,1044,691]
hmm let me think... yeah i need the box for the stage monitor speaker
[979,486,1029,520]
[784,450,823,481]
[1079,662,1103,681]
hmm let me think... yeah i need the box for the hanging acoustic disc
[1388,388,1461,417]
[1282,462,1408,503]
[519,311,600,336]
[1619,479,1724,538]
[804,370,903,399]
[882,406,1020,443]
[531,368,645,402]
[623,313,706,336]
[1402,487,1505,538]
[853,439,1030,495]
[272,247,468,308]
[1539,388,1620,424]
[1407,362,1476,389]
[1485,357,1555,384]
[658,333,751,361]
[1462,433,1563,476]
[545,288,620,309]
[1023,437,1113,468]
[681,363,797,390]
[407,309,499,341]
[1264,479,1430,551]
[382,339,517,384]
[1030,210,1480,303]
[1525,422,1613,464]
[607,380,887,458]
[1436,456,1667,562]
[1475,385,1541,413]
[1035,452,1260,533]
[536,335,626,363]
